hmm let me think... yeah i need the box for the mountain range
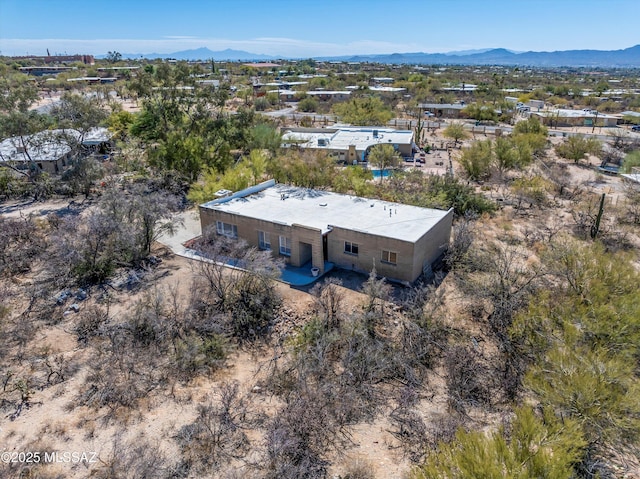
[105,47,274,61]
[101,45,640,67]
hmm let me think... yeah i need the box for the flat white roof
[282,126,413,153]
[369,86,406,92]
[203,182,450,242]
[306,90,352,96]
[533,109,617,119]
[0,129,77,163]
[419,103,466,110]
[0,127,111,163]
[82,127,112,145]
[621,173,640,184]
[263,81,308,86]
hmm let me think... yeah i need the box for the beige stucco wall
[199,207,324,271]
[199,204,453,283]
[326,226,417,283]
[410,208,454,280]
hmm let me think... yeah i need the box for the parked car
[632,125,640,132]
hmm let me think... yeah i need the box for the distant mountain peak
[99,47,274,61]
[100,44,640,67]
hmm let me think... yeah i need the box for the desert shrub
[444,345,491,413]
[92,432,179,479]
[410,407,586,479]
[0,216,46,277]
[74,304,110,345]
[377,172,495,216]
[192,232,283,344]
[459,139,493,180]
[177,382,254,474]
[555,134,602,163]
[341,458,377,479]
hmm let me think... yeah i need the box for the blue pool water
[371,169,393,178]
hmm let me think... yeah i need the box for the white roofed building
[282,126,415,163]
[199,180,453,284]
[0,127,112,174]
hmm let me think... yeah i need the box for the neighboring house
[67,77,117,84]
[282,126,415,163]
[371,77,395,84]
[368,86,407,94]
[268,89,299,101]
[19,66,74,76]
[418,103,466,119]
[619,111,640,125]
[305,90,352,102]
[505,97,545,111]
[530,109,618,127]
[0,127,112,174]
[442,83,478,93]
[199,180,453,284]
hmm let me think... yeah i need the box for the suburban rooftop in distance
[282,126,414,153]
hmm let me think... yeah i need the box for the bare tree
[177,382,257,474]
[310,277,345,329]
[191,230,283,343]
[444,345,491,414]
[94,431,176,479]
[361,265,392,337]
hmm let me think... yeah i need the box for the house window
[258,231,271,250]
[279,236,291,256]
[381,250,397,265]
[216,221,237,238]
[344,241,359,255]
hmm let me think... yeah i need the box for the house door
[322,235,328,262]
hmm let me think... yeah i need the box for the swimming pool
[371,169,393,178]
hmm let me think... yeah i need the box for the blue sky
[1,0,639,57]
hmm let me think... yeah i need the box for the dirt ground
[0,234,422,478]
[2,125,640,477]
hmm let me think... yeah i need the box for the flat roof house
[199,180,453,284]
[282,126,415,163]
[0,128,112,174]
[306,90,352,102]
[530,109,618,127]
[419,103,466,119]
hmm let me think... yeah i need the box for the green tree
[411,407,586,479]
[106,51,122,63]
[555,135,601,163]
[459,139,492,180]
[298,96,319,113]
[463,103,498,122]
[0,77,56,188]
[493,137,519,174]
[247,123,282,155]
[332,96,393,126]
[621,150,640,173]
[126,62,244,180]
[368,144,400,180]
[50,92,108,138]
[107,110,135,141]
[443,122,469,145]
[513,241,640,472]
[513,116,548,136]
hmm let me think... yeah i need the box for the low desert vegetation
[1,57,640,478]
